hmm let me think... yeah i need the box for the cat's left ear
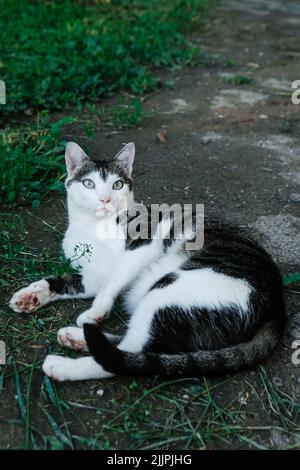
[114,142,135,177]
[65,142,88,176]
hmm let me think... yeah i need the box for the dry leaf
[247,62,259,68]
[156,130,166,143]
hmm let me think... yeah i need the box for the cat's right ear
[65,142,88,176]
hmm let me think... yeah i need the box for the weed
[225,58,236,68]
[258,367,300,432]
[0,212,75,293]
[1,0,212,118]
[283,273,300,287]
[0,115,74,207]
[222,74,253,85]
[85,98,145,128]
[279,120,293,134]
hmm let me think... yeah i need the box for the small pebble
[289,193,300,203]
[272,376,283,387]
[201,137,212,144]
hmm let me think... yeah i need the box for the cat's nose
[101,197,111,206]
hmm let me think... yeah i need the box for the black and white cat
[10,142,286,381]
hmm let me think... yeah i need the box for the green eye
[82,179,95,189]
[112,179,124,190]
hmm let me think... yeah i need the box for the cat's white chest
[62,214,125,296]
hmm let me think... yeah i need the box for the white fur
[126,267,251,316]
[63,197,125,297]
[42,355,113,381]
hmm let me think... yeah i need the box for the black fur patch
[111,161,133,190]
[145,305,258,354]
[84,324,126,371]
[126,238,152,250]
[66,160,109,186]
[46,274,84,295]
[149,272,178,291]
[163,223,176,252]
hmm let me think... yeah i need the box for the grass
[1,0,211,118]
[258,367,300,431]
[222,74,253,85]
[85,98,146,129]
[283,273,300,287]
[0,212,92,292]
[79,97,148,140]
[0,115,73,207]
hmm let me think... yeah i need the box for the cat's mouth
[95,206,116,217]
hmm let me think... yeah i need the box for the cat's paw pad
[58,327,86,351]
[43,355,72,382]
[76,309,108,328]
[96,313,109,324]
[9,280,51,313]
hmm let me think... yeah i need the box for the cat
[9,142,286,381]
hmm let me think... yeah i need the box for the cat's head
[65,142,135,218]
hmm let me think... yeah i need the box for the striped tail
[83,320,282,378]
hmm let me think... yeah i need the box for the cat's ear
[114,142,135,177]
[65,142,88,176]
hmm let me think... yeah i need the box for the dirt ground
[1,0,300,450]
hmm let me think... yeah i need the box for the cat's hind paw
[43,355,73,382]
[58,326,87,351]
[76,308,109,328]
[9,280,52,313]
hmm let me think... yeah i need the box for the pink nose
[101,197,111,206]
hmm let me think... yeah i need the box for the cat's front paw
[76,308,109,328]
[43,355,74,381]
[9,280,52,313]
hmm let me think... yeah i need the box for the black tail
[84,320,282,378]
